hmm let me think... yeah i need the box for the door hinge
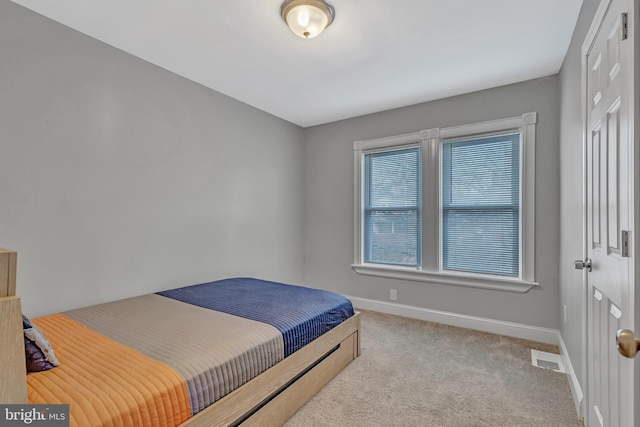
[622,12,628,41]
[621,230,630,257]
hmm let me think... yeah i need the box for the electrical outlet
[390,289,397,301]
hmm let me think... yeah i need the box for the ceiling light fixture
[281,0,335,39]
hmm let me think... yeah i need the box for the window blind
[442,133,520,277]
[364,147,421,267]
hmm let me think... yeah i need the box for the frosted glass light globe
[281,0,335,39]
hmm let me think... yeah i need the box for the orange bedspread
[27,314,191,427]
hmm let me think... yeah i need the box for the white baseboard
[557,333,583,418]
[347,296,559,345]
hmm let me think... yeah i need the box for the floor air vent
[531,350,566,373]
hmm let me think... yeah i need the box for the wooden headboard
[0,248,17,298]
[0,248,28,404]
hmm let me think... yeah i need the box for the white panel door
[584,0,635,426]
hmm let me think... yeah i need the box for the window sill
[351,264,538,293]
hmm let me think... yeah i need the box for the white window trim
[352,112,538,293]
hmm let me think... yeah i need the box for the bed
[0,248,361,426]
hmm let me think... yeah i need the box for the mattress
[26,278,355,427]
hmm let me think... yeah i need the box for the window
[364,147,421,267]
[353,113,537,292]
[441,133,520,277]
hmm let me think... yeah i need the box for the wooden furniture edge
[0,248,17,298]
[0,295,27,404]
[182,311,361,426]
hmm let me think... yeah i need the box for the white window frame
[353,112,538,293]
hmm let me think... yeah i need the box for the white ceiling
[12,0,583,128]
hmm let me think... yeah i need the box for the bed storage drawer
[241,331,358,426]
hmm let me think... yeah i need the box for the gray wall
[302,76,561,329]
[0,2,305,316]
[559,0,600,404]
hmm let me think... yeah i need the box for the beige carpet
[285,310,581,427]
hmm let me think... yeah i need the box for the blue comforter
[157,277,355,356]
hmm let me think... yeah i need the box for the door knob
[574,258,592,272]
[616,329,640,358]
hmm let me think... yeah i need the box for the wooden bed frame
[0,248,361,426]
